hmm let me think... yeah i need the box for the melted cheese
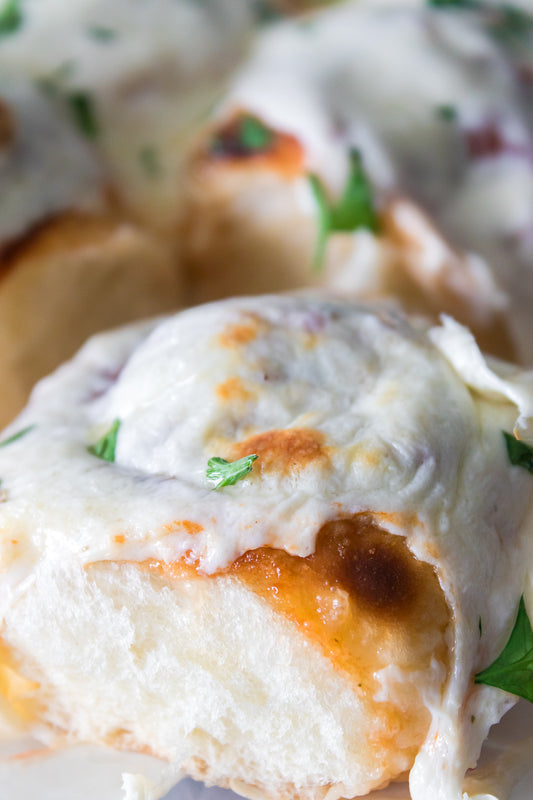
[0,0,255,235]
[0,80,104,248]
[216,1,533,361]
[0,295,532,800]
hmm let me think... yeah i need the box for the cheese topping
[216,1,533,360]
[0,0,256,235]
[0,295,532,798]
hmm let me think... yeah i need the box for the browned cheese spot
[217,318,261,349]
[314,518,417,615]
[231,428,329,477]
[216,377,253,403]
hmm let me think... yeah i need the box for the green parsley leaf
[427,0,478,7]
[139,145,161,178]
[0,0,22,36]
[87,25,117,42]
[206,454,258,490]
[488,4,533,45]
[67,92,98,139]
[210,114,275,158]
[0,425,35,449]
[238,115,273,151]
[309,149,379,272]
[88,419,121,462]
[475,597,533,702]
[503,431,533,473]
[437,104,457,122]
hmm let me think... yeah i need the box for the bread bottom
[1,559,447,800]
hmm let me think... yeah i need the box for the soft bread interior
[0,519,450,800]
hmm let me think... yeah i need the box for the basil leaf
[206,454,258,490]
[309,149,379,272]
[88,419,121,462]
[503,431,533,473]
[67,92,98,139]
[0,425,35,449]
[475,597,533,703]
[0,0,22,35]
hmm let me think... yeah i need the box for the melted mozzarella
[0,296,532,800]
[219,2,533,361]
[0,0,255,233]
[0,80,105,248]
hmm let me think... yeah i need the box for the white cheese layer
[0,80,105,247]
[0,296,532,799]
[219,1,533,360]
[0,0,256,234]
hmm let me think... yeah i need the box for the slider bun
[0,295,531,800]
[0,212,181,427]
[180,148,511,359]
[3,516,449,800]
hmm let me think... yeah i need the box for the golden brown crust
[0,211,182,427]
[0,99,14,151]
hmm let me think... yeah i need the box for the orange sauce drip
[229,516,450,754]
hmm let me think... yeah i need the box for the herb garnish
[67,92,98,139]
[0,425,35,449]
[210,114,275,158]
[88,419,121,462]
[426,0,533,45]
[489,4,533,44]
[0,0,22,36]
[139,145,161,178]
[206,454,258,489]
[503,431,533,473]
[427,0,477,7]
[437,104,457,122]
[87,25,117,42]
[475,596,533,703]
[309,149,379,272]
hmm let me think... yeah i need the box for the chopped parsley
[427,0,477,7]
[0,0,22,36]
[503,431,533,473]
[206,454,258,490]
[67,92,98,139]
[437,104,457,122]
[488,4,533,44]
[475,596,533,703]
[139,145,161,178]
[210,114,275,158]
[87,25,117,42]
[309,149,379,272]
[0,425,35,449]
[426,0,533,45]
[87,419,121,462]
